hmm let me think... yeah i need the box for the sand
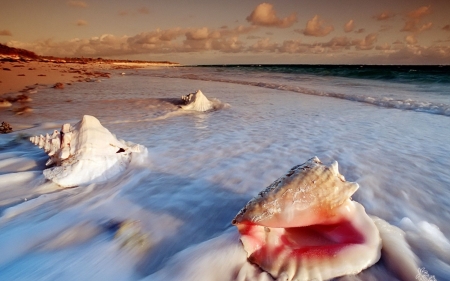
[0,60,114,95]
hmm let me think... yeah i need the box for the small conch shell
[29,115,146,187]
[180,90,213,112]
[232,157,381,281]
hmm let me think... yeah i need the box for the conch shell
[30,115,145,187]
[181,90,213,112]
[232,157,381,281]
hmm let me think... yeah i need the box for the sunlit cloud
[138,7,150,15]
[185,27,210,40]
[246,3,297,28]
[67,1,87,8]
[76,20,88,26]
[352,33,378,50]
[405,34,417,45]
[373,11,395,21]
[401,6,432,33]
[7,23,449,64]
[300,15,334,37]
[344,20,354,33]
[319,36,352,51]
[375,43,391,50]
[248,38,277,52]
[418,22,432,32]
[0,29,12,36]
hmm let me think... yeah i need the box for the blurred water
[0,67,449,280]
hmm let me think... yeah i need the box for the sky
[1,0,450,65]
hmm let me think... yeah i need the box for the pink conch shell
[29,115,146,187]
[232,157,381,281]
[181,90,213,112]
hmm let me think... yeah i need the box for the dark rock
[0,121,13,134]
[53,82,64,89]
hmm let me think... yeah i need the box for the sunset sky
[1,0,450,64]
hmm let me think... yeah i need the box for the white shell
[181,90,213,112]
[30,115,146,187]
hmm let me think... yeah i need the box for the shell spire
[233,156,359,228]
[180,90,214,112]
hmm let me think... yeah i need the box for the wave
[145,72,450,117]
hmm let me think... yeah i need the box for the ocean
[0,65,449,281]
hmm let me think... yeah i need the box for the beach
[0,65,449,280]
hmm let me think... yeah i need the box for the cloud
[375,43,391,51]
[118,11,128,16]
[67,1,87,8]
[352,33,378,50]
[373,11,395,21]
[0,29,12,36]
[443,25,450,32]
[319,36,352,51]
[418,22,432,32]
[355,28,365,34]
[246,3,297,28]
[138,7,150,15]
[248,38,277,52]
[300,15,334,37]
[344,20,354,33]
[405,34,417,45]
[401,6,432,33]
[12,24,447,64]
[76,20,88,26]
[185,27,210,40]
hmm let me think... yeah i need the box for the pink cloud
[418,22,432,32]
[405,34,417,45]
[401,6,432,33]
[344,20,354,33]
[375,43,391,51]
[301,15,334,37]
[67,1,87,8]
[246,3,297,28]
[185,27,210,40]
[352,33,378,50]
[248,38,277,52]
[76,20,88,26]
[0,29,12,36]
[373,11,395,21]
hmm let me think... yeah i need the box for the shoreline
[0,58,180,131]
[0,59,179,96]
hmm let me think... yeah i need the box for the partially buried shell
[232,157,381,281]
[29,115,146,187]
